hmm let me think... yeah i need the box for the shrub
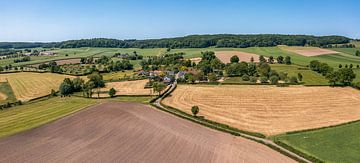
[250,76,257,83]
[269,75,279,84]
[50,89,57,97]
[242,75,250,81]
[191,106,199,117]
[260,77,268,83]
[297,73,303,82]
[290,76,298,84]
[109,88,116,97]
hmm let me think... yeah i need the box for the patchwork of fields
[0,45,359,162]
[163,85,360,136]
[0,102,293,162]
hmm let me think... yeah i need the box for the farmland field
[0,72,83,101]
[102,70,136,81]
[270,64,329,85]
[0,82,16,103]
[0,97,97,138]
[167,46,360,68]
[278,45,339,56]
[273,121,360,162]
[163,85,360,136]
[0,48,166,67]
[0,102,293,162]
[215,51,262,63]
[94,79,155,97]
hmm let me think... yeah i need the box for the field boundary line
[152,81,312,163]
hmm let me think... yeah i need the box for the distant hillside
[0,34,350,49]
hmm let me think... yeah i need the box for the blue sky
[1,0,359,42]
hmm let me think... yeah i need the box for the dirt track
[0,102,293,163]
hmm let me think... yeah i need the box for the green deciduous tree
[285,56,291,65]
[191,106,199,117]
[297,73,303,82]
[259,55,267,63]
[276,56,284,64]
[109,88,116,97]
[269,75,279,84]
[230,55,239,63]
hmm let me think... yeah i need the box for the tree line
[0,34,350,49]
[309,60,356,85]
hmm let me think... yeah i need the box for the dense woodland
[0,34,351,49]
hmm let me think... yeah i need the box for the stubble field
[162,85,360,136]
[0,72,82,101]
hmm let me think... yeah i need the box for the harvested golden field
[163,85,360,136]
[279,45,339,56]
[0,72,80,101]
[189,57,202,64]
[94,79,159,97]
[0,92,7,101]
[215,51,263,63]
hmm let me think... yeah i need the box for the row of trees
[113,51,143,60]
[141,52,193,71]
[59,72,105,97]
[309,60,356,85]
[230,55,291,64]
[322,44,356,48]
[13,56,31,63]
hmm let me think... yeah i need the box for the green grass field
[0,97,97,138]
[270,64,329,85]
[102,70,137,81]
[0,48,166,67]
[273,121,360,162]
[0,96,152,138]
[331,48,360,56]
[0,82,17,103]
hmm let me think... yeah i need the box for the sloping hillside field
[279,45,339,56]
[0,102,293,162]
[163,85,360,136]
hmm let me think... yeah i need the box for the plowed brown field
[279,45,339,56]
[0,102,293,162]
[215,51,263,63]
[162,85,360,136]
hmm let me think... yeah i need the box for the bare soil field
[0,72,81,101]
[163,85,360,136]
[279,45,339,56]
[215,51,263,63]
[0,102,293,163]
